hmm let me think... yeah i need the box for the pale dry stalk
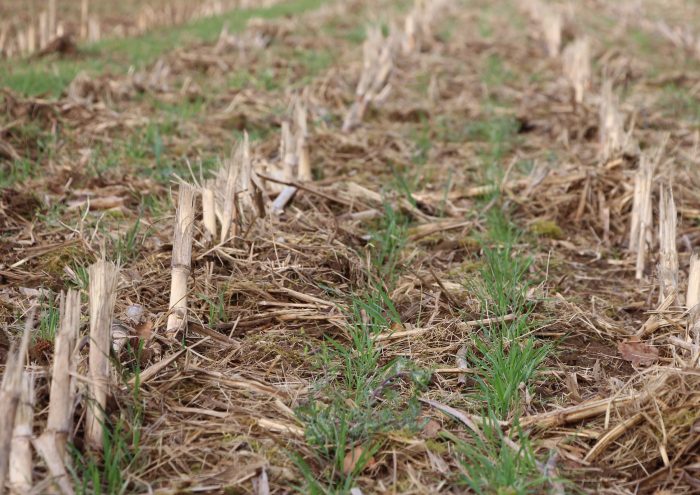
[38,289,81,465]
[687,251,700,361]
[562,37,590,104]
[657,184,679,305]
[9,372,34,494]
[48,0,57,40]
[631,153,654,279]
[342,25,396,132]
[272,98,311,213]
[167,184,195,338]
[86,260,119,449]
[541,7,562,57]
[80,0,89,39]
[201,182,217,242]
[0,309,33,491]
[39,12,48,49]
[599,80,629,161]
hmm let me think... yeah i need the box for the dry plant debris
[1,0,700,493]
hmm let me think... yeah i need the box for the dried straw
[44,289,80,458]
[167,183,195,338]
[9,372,34,494]
[657,184,679,305]
[86,260,119,449]
[0,309,33,491]
[562,37,590,104]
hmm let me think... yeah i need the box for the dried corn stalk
[657,184,679,305]
[403,0,446,54]
[9,372,34,494]
[688,251,700,311]
[599,80,634,161]
[215,134,265,242]
[86,260,119,449]
[342,25,398,132]
[40,290,80,462]
[167,184,195,338]
[562,37,590,104]
[630,153,655,279]
[201,183,217,242]
[540,8,562,57]
[687,252,700,362]
[271,98,311,213]
[80,0,89,40]
[0,310,33,492]
[48,0,57,41]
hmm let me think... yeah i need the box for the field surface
[1,0,700,494]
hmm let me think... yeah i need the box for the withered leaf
[617,337,659,366]
[343,445,376,476]
[421,419,441,438]
[134,320,154,339]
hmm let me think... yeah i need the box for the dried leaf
[421,419,441,438]
[343,445,375,475]
[134,320,154,339]
[617,337,659,366]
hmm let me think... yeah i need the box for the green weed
[369,202,409,285]
[444,418,546,495]
[70,347,144,495]
[113,217,147,263]
[0,159,36,187]
[199,290,228,327]
[37,293,60,341]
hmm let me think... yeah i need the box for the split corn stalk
[167,184,195,338]
[48,0,57,41]
[657,184,679,305]
[216,133,264,242]
[35,289,81,491]
[0,310,33,491]
[562,37,590,104]
[9,372,34,494]
[342,25,397,133]
[599,80,631,161]
[80,0,89,40]
[540,8,562,57]
[201,183,217,242]
[632,154,654,279]
[86,260,119,449]
[272,97,311,213]
[687,251,700,361]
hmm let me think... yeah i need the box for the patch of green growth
[409,118,432,165]
[0,0,325,97]
[659,84,700,124]
[295,187,425,493]
[295,48,334,79]
[111,217,151,263]
[37,292,60,341]
[481,54,515,88]
[294,289,429,493]
[70,348,144,495]
[444,419,547,495]
[529,219,563,239]
[451,207,555,489]
[66,262,91,291]
[0,159,36,187]
[140,191,173,218]
[199,290,228,327]
[629,27,655,54]
[369,202,409,285]
[228,70,252,90]
[150,95,207,119]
